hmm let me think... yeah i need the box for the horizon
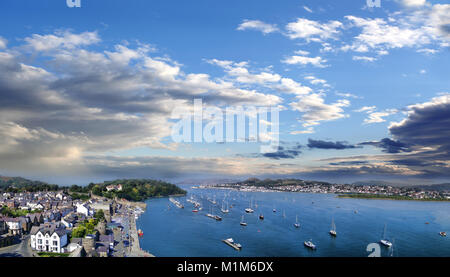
[0,0,449,186]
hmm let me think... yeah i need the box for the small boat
[137,229,144,237]
[259,214,264,220]
[245,198,254,213]
[329,218,337,237]
[380,224,392,247]
[240,215,247,226]
[192,209,199,213]
[440,232,447,237]
[273,208,276,213]
[222,238,242,250]
[221,201,229,214]
[294,215,300,228]
[304,240,316,250]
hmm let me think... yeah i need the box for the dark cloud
[307,139,357,150]
[262,144,302,160]
[359,138,411,153]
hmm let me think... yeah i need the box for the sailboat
[294,215,300,228]
[380,223,392,247]
[245,197,254,213]
[221,201,229,213]
[240,215,247,226]
[329,218,337,237]
[304,240,316,250]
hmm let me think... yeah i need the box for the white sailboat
[329,218,337,237]
[240,215,247,226]
[294,215,300,228]
[380,223,392,247]
[221,201,229,213]
[245,197,254,213]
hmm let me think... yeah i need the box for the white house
[76,203,93,217]
[4,218,21,236]
[30,224,68,253]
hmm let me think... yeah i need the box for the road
[0,235,34,257]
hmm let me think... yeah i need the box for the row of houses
[1,190,120,256]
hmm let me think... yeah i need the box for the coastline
[129,214,154,257]
[337,194,450,202]
[195,186,450,202]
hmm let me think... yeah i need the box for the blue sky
[0,0,449,185]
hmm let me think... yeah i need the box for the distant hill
[413,183,450,192]
[0,176,59,192]
[352,180,405,187]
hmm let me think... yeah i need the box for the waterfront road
[0,235,34,257]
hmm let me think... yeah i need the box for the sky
[0,0,449,185]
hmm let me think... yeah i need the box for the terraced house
[30,223,68,253]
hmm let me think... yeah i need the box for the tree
[94,209,105,221]
[72,226,86,238]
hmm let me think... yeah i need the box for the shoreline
[129,214,154,257]
[195,186,450,202]
[337,194,450,202]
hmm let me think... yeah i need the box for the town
[0,183,152,257]
[195,179,450,201]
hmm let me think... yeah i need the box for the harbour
[136,187,450,257]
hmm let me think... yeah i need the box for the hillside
[0,176,59,192]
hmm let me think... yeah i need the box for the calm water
[136,187,450,257]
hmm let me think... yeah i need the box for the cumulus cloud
[400,0,427,7]
[282,55,328,68]
[0,30,286,179]
[290,94,350,129]
[285,18,343,42]
[237,20,279,34]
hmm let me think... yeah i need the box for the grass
[37,252,70,257]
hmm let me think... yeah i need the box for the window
[53,241,58,246]
[38,239,42,244]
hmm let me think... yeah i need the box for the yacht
[240,215,247,226]
[329,218,337,237]
[222,238,242,250]
[259,214,264,220]
[221,201,229,214]
[245,198,254,213]
[380,224,392,247]
[439,232,447,237]
[304,240,316,250]
[294,215,300,228]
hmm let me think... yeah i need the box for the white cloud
[353,55,377,62]
[24,30,100,51]
[282,55,328,68]
[290,93,350,128]
[285,18,343,42]
[401,0,427,7]
[294,49,310,55]
[0,37,7,49]
[304,76,328,86]
[303,6,313,13]
[420,69,427,74]
[355,106,398,124]
[355,106,377,113]
[237,20,279,34]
